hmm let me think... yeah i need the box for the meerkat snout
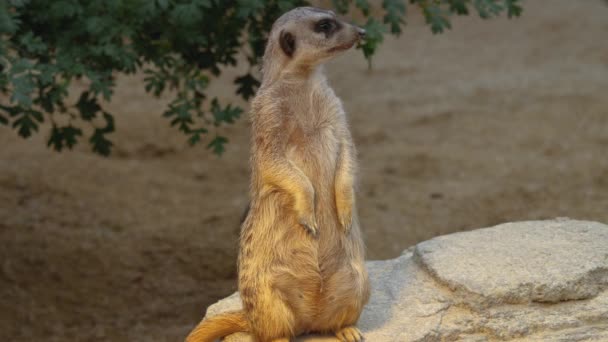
[357,27,366,39]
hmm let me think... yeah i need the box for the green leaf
[19,31,47,53]
[156,0,169,10]
[10,0,29,8]
[210,98,243,126]
[170,3,203,26]
[0,113,8,125]
[234,73,260,101]
[63,126,82,149]
[207,135,228,155]
[99,111,115,133]
[357,18,386,66]
[331,0,350,14]
[86,70,114,100]
[76,91,101,121]
[0,104,21,117]
[38,63,58,86]
[144,69,167,97]
[165,97,194,133]
[11,74,35,106]
[49,1,82,19]
[504,0,523,18]
[193,0,212,8]
[277,0,301,12]
[13,115,36,137]
[12,109,43,138]
[382,0,406,34]
[36,83,68,113]
[85,16,111,35]
[48,124,83,151]
[474,0,503,19]
[236,0,265,18]
[0,6,19,34]
[447,0,470,15]
[187,127,208,146]
[89,112,115,156]
[422,4,452,34]
[10,58,32,74]
[90,130,113,156]
[355,0,371,15]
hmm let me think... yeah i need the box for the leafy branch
[0,0,522,156]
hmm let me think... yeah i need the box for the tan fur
[186,311,248,342]
[187,7,370,342]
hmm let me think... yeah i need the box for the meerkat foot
[270,339,290,342]
[335,326,363,342]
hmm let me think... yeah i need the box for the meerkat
[186,7,370,342]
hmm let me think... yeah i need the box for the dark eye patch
[314,18,341,36]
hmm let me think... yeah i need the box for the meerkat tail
[185,310,249,342]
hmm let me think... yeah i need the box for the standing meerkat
[186,7,370,342]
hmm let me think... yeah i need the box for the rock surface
[202,219,608,341]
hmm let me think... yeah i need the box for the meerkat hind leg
[335,326,363,342]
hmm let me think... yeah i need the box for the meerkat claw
[340,215,352,234]
[335,326,364,342]
[336,206,352,234]
[299,218,319,237]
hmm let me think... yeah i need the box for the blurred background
[1,0,607,341]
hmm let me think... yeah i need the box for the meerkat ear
[279,30,296,58]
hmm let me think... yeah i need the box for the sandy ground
[1,1,607,341]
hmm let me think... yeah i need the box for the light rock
[202,219,608,341]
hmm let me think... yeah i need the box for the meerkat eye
[315,19,335,33]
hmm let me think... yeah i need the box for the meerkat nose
[357,27,366,39]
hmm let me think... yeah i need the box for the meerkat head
[262,7,366,81]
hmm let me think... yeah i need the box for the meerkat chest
[287,119,338,154]
[290,87,341,136]
[288,92,341,147]
[286,95,342,184]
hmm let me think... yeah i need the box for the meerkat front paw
[337,205,352,234]
[299,213,319,237]
[295,188,318,236]
[335,326,363,342]
[335,190,354,234]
